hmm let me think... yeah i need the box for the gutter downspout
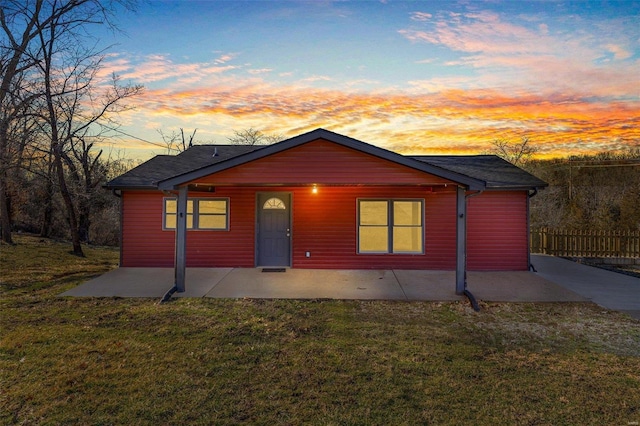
[527,188,538,272]
[111,189,124,268]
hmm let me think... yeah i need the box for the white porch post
[174,185,188,292]
[456,185,467,295]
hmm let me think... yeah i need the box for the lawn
[1,234,639,425]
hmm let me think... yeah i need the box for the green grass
[1,234,639,425]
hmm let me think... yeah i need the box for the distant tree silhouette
[158,128,198,153]
[489,136,538,166]
[228,128,285,145]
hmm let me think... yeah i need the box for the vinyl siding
[121,187,460,269]
[121,188,528,270]
[467,191,529,270]
[190,139,452,186]
[120,138,530,270]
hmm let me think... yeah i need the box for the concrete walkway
[531,254,640,319]
[61,264,586,303]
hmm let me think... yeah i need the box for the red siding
[120,139,530,270]
[292,186,456,269]
[121,191,174,266]
[467,191,529,270]
[191,139,453,186]
[121,188,529,270]
[121,189,256,267]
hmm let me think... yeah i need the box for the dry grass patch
[1,234,639,425]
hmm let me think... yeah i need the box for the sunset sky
[97,0,640,160]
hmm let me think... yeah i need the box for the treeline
[0,1,141,255]
[5,142,637,253]
[6,154,137,246]
[527,150,640,231]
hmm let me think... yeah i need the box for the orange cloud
[120,80,639,158]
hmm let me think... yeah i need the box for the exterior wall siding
[191,139,453,186]
[467,191,529,271]
[292,186,456,269]
[119,140,530,271]
[121,187,529,270]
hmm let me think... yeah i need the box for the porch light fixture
[312,184,318,194]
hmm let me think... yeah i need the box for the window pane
[199,200,227,214]
[359,227,388,252]
[393,227,423,253]
[165,199,176,214]
[166,199,194,213]
[199,215,226,229]
[359,201,388,225]
[263,197,286,210]
[187,215,194,229]
[165,214,176,229]
[394,201,422,226]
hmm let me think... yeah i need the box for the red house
[106,128,547,294]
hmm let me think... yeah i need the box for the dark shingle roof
[410,155,547,189]
[106,145,263,189]
[107,130,547,191]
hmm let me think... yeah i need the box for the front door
[257,192,291,266]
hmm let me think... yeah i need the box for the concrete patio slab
[205,268,408,300]
[59,255,639,319]
[392,270,462,301]
[60,267,233,298]
[61,265,587,304]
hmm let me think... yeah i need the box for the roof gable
[189,139,455,186]
[157,128,485,190]
[107,128,547,191]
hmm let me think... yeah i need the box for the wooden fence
[530,228,640,258]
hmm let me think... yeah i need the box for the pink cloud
[410,12,432,22]
[398,9,639,100]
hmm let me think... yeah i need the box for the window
[358,199,423,254]
[163,198,228,230]
[263,197,286,210]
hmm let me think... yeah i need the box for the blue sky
[95,0,640,159]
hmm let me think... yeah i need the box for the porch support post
[456,185,467,295]
[174,185,188,292]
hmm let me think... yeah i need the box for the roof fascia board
[158,128,486,191]
[104,184,157,190]
[483,184,549,191]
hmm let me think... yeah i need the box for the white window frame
[163,197,229,231]
[357,198,424,254]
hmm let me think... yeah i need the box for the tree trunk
[78,201,91,243]
[53,147,83,256]
[39,186,53,238]
[0,176,13,244]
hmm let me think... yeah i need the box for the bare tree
[0,1,46,244]
[158,128,197,153]
[228,127,285,145]
[489,136,538,166]
[0,0,140,254]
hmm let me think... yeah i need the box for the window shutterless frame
[357,199,424,254]
[163,197,229,231]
